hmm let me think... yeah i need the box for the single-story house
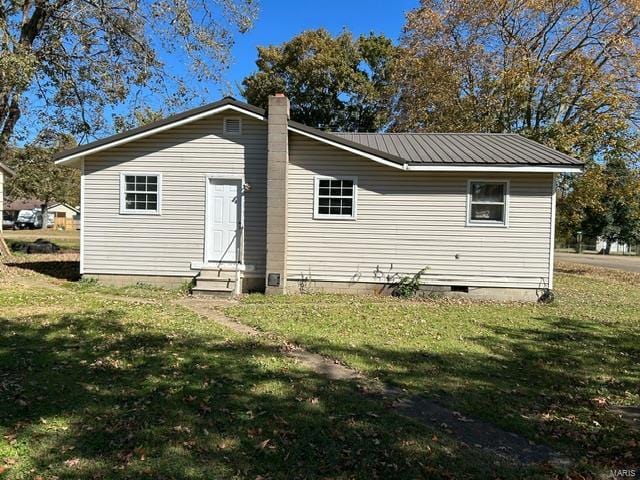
[54,95,583,300]
[48,203,81,230]
[3,199,78,230]
[0,162,16,233]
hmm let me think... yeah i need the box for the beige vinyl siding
[83,114,267,277]
[287,133,554,289]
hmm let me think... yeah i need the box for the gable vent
[223,117,242,135]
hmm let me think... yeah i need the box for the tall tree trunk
[604,238,612,255]
[40,202,48,230]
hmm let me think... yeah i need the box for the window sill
[119,210,162,216]
[313,215,357,221]
[465,221,508,228]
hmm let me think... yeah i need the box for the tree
[0,0,258,152]
[392,0,640,161]
[558,160,640,253]
[5,132,79,229]
[113,107,165,133]
[242,29,396,132]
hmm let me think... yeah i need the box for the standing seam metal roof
[332,133,583,166]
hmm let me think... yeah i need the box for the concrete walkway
[556,252,640,273]
[180,297,569,467]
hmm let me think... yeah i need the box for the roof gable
[54,97,266,165]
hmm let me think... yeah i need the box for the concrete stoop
[192,268,238,297]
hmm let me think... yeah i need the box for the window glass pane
[471,204,504,222]
[316,177,355,217]
[124,177,159,211]
[471,183,505,202]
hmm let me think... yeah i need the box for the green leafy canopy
[242,29,396,132]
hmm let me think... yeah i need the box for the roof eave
[287,121,407,170]
[405,164,583,173]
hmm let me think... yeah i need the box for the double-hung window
[314,176,357,220]
[120,173,161,214]
[467,180,508,226]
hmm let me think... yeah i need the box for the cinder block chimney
[265,93,290,294]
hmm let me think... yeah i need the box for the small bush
[391,267,429,298]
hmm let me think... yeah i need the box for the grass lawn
[227,263,640,475]
[0,262,533,479]
[3,229,80,251]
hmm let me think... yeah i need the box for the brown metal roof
[331,133,583,167]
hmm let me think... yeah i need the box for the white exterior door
[207,179,241,263]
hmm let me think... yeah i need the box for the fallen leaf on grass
[63,458,81,468]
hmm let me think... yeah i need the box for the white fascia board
[406,165,582,173]
[55,105,266,165]
[287,126,406,170]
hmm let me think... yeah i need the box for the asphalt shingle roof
[331,133,583,167]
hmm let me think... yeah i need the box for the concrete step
[195,277,236,289]
[198,268,238,280]
[191,288,235,298]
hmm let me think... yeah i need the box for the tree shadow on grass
[279,315,640,470]
[0,308,526,480]
[5,259,80,281]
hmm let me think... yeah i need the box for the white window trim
[119,172,162,215]
[223,116,242,136]
[466,179,510,227]
[313,175,358,221]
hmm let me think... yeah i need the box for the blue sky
[20,0,418,143]
[216,0,418,97]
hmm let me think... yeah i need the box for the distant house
[3,199,78,230]
[49,203,80,230]
[0,162,16,233]
[54,95,584,300]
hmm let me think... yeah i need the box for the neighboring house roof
[4,199,47,211]
[49,202,80,214]
[53,96,583,172]
[0,161,15,177]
